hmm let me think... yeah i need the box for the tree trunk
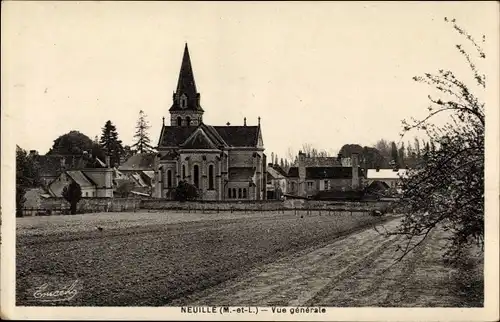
[70,202,77,214]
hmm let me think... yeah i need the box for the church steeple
[176,43,198,98]
[169,43,204,127]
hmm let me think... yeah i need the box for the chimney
[29,150,38,157]
[105,156,111,168]
[244,117,247,126]
[226,122,231,126]
[258,116,261,126]
[351,153,360,190]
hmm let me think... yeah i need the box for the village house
[266,164,288,200]
[47,156,114,198]
[366,168,408,191]
[286,151,365,198]
[154,44,267,200]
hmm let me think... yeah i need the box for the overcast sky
[2,1,498,159]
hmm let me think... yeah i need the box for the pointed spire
[176,43,197,97]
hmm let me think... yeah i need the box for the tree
[398,142,406,168]
[132,110,155,154]
[16,146,41,217]
[62,181,82,214]
[390,141,399,168]
[172,180,199,201]
[374,139,392,161]
[99,120,124,167]
[391,18,485,263]
[48,131,94,156]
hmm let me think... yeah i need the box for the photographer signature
[33,279,79,302]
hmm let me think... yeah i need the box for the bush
[172,181,199,201]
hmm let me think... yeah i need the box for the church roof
[212,126,260,147]
[169,44,204,112]
[159,126,197,147]
[159,124,261,148]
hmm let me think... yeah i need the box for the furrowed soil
[16,210,482,307]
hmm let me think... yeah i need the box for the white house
[366,168,408,190]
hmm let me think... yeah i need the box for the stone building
[154,44,266,200]
[287,151,364,198]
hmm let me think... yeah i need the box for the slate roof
[159,126,197,147]
[32,155,103,178]
[119,153,156,171]
[181,129,218,149]
[267,167,286,180]
[159,124,260,148]
[66,171,95,188]
[228,167,256,181]
[212,126,260,147]
[287,166,365,179]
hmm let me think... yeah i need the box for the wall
[32,196,395,215]
[40,197,142,213]
[228,150,255,167]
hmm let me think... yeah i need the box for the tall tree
[16,146,41,217]
[390,141,399,168]
[99,120,124,167]
[391,18,485,263]
[132,110,154,154]
[398,142,406,167]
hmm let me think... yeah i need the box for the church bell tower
[169,43,204,127]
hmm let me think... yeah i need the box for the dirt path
[168,219,482,307]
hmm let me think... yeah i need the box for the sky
[2,1,499,160]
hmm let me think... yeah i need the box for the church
[154,44,267,200]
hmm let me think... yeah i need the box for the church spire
[169,43,204,126]
[169,43,204,114]
[176,43,197,96]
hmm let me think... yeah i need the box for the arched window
[186,116,191,126]
[238,188,242,199]
[180,94,187,108]
[193,165,199,188]
[228,188,232,198]
[233,188,236,199]
[243,188,247,199]
[167,170,172,188]
[208,165,214,190]
[177,116,182,126]
[182,165,186,179]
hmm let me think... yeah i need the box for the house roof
[33,155,104,178]
[119,153,156,171]
[367,169,408,180]
[228,167,255,181]
[287,166,365,179]
[267,167,286,180]
[270,164,288,177]
[66,171,95,188]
